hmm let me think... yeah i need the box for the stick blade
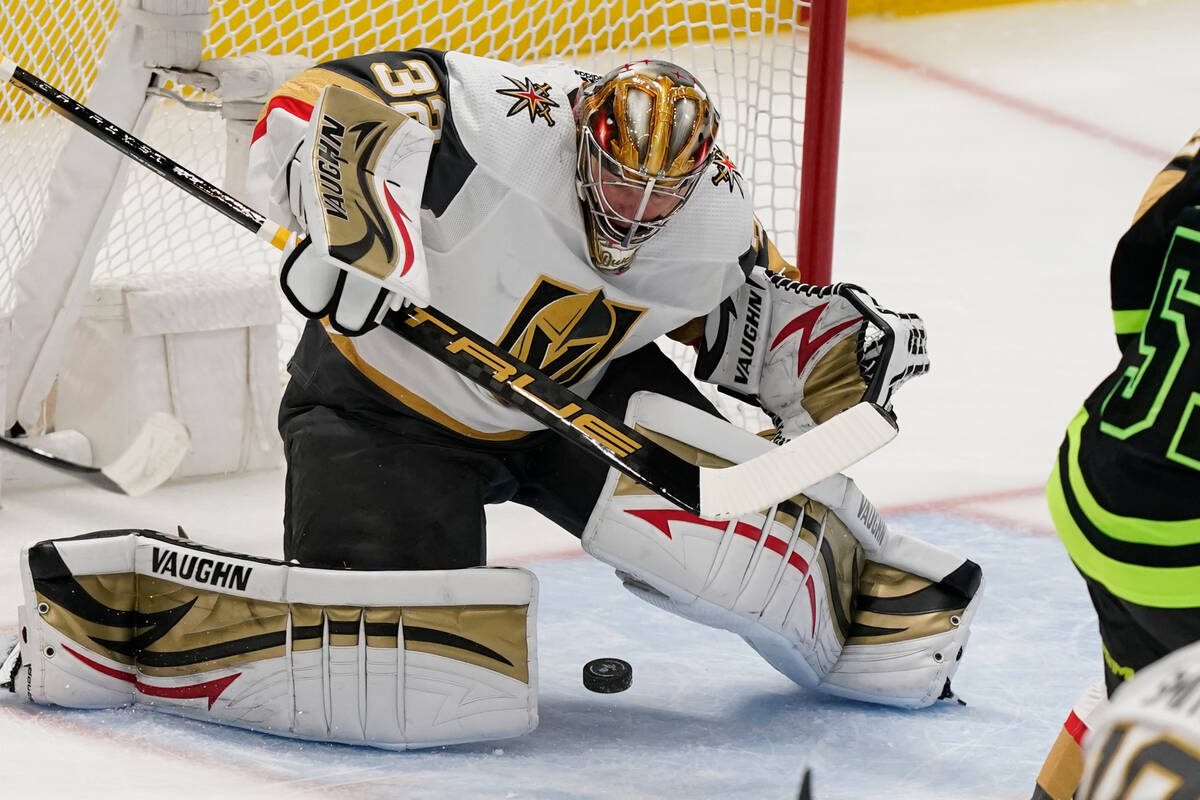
[100,413,191,496]
[698,402,898,520]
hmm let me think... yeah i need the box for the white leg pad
[13,531,538,749]
[583,393,861,690]
[584,392,982,709]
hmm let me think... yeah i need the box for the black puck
[582,657,632,693]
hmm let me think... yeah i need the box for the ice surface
[0,512,1096,800]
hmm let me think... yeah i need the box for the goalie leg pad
[14,530,538,749]
[582,392,889,691]
[582,392,982,709]
[590,490,848,689]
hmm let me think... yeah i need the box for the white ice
[2,0,1199,796]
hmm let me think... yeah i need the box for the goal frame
[799,0,847,285]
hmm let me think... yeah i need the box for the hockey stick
[0,413,190,496]
[0,57,897,519]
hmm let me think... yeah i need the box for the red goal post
[799,0,847,286]
[0,0,846,437]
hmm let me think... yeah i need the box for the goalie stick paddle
[0,57,897,519]
[0,413,191,496]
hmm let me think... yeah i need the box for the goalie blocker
[584,392,983,708]
[5,530,537,749]
[694,267,930,443]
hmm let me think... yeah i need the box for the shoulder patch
[711,147,745,196]
[495,76,561,127]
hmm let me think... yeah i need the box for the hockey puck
[582,657,632,693]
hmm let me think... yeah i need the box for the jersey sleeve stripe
[1111,307,1148,336]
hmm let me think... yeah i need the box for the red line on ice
[846,38,1173,164]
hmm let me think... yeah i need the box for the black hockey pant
[1082,572,1200,695]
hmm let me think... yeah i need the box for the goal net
[0,0,845,444]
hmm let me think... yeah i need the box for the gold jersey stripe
[325,326,533,442]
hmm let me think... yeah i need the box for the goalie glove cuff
[696,269,872,438]
[280,236,394,335]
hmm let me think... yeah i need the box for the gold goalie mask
[574,60,719,274]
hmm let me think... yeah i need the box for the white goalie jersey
[247,48,762,439]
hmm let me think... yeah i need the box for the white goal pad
[52,272,282,478]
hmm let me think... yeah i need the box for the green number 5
[1099,227,1200,471]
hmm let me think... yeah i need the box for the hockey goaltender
[2,53,981,751]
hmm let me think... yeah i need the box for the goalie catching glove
[280,84,434,335]
[695,268,930,441]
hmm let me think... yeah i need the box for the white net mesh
[1,0,837,433]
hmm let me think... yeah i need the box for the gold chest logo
[497,277,645,387]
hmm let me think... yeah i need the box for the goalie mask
[575,60,718,274]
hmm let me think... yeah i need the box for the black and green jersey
[1110,131,1200,350]
[1049,138,1200,609]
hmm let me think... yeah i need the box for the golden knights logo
[496,76,560,126]
[498,277,645,387]
[711,147,745,196]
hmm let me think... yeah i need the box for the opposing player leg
[579,391,983,708]
[1037,433,1200,796]
[6,529,538,749]
[1031,681,1107,800]
[1082,575,1200,694]
[1077,640,1200,800]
